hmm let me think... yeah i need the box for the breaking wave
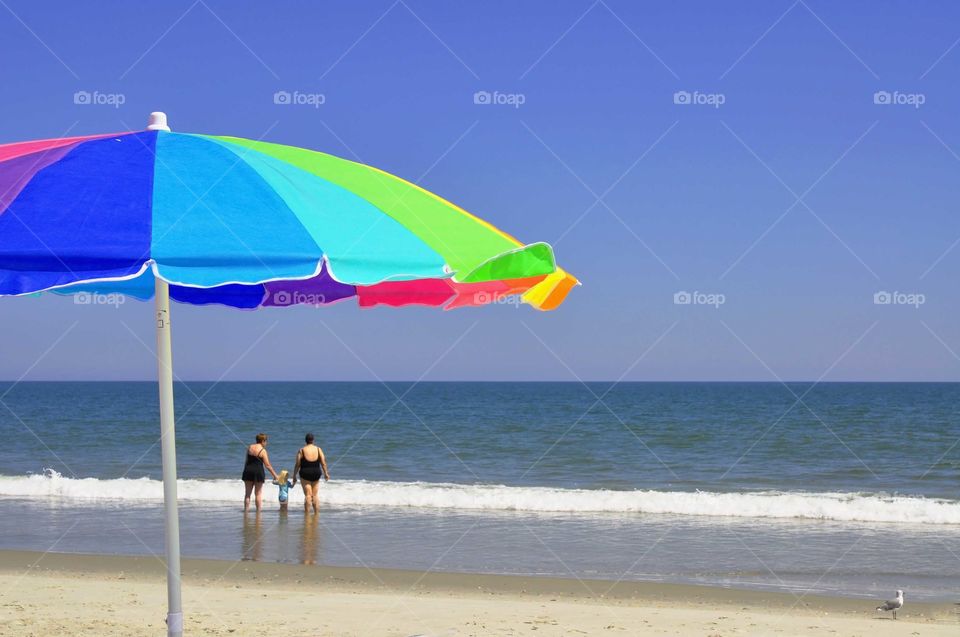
[2,471,958,525]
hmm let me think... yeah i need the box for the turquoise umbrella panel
[151,132,325,287]
[200,135,448,284]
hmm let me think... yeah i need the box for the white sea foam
[2,470,959,525]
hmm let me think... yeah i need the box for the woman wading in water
[293,432,329,513]
[242,433,279,512]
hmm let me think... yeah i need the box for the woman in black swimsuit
[242,433,279,512]
[292,432,329,513]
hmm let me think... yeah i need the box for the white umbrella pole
[155,276,183,637]
[148,111,182,637]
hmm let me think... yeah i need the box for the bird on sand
[876,589,904,619]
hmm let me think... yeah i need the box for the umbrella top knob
[146,112,170,132]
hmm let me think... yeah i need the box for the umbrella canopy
[0,120,577,310]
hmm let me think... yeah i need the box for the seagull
[876,589,904,619]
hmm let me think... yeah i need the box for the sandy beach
[0,550,956,636]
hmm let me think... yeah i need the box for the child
[273,469,294,511]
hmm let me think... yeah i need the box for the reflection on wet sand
[241,512,263,561]
[275,508,290,559]
[239,510,322,565]
[301,513,321,565]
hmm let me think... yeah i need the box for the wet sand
[0,550,956,636]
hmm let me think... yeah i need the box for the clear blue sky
[1,0,960,381]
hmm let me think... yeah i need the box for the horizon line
[1,379,958,384]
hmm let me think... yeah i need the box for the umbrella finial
[147,112,170,132]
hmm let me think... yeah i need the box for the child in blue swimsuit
[273,470,294,511]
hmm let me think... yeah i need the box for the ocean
[1,381,958,601]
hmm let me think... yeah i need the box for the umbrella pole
[155,277,183,637]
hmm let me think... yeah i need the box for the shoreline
[0,549,947,610]
[1,550,957,636]
[3,549,959,610]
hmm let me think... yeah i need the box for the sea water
[1,381,958,600]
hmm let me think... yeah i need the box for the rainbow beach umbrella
[0,113,576,310]
[0,112,576,636]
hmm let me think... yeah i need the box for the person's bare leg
[302,482,313,513]
[254,482,264,511]
[243,480,254,512]
[311,481,320,513]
